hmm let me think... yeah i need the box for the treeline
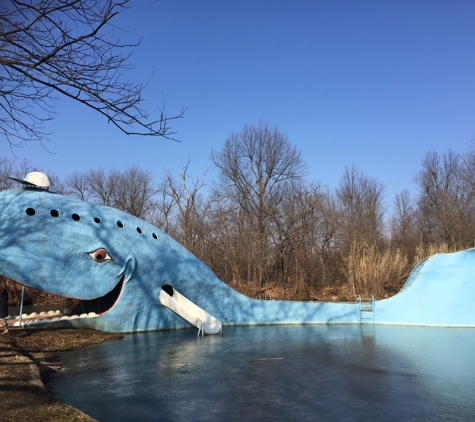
[2,121,475,302]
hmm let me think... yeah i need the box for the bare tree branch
[0,0,186,147]
[211,121,307,287]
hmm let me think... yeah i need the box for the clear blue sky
[4,0,475,211]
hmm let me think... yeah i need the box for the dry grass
[343,242,410,298]
[317,282,355,301]
[342,242,463,299]
[231,279,357,302]
[216,242,466,302]
[412,242,458,266]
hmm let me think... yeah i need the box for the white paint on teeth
[9,311,99,327]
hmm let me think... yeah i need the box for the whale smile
[6,275,125,327]
[71,275,125,316]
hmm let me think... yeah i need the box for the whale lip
[71,275,125,316]
[3,274,125,318]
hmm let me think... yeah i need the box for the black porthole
[136,227,142,234]
[117,221,124,228]
[26,208,35,216]
[152,233,158,239]
[162,284,174,297]
[50,209,59,217]
[72,213,80,221]
[94,217,101,224]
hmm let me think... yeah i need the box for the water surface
[51,325,475,421]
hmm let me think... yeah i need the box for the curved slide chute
[159,286,222,335]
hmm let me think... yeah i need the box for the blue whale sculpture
[1,187,475,332]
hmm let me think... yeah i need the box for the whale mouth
[71,275,124,316]
[6,276,124,327]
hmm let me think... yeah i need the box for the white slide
[159,286,222,335]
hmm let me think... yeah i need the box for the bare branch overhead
[0,0,186,147]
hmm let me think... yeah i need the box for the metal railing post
[19,286,25,327]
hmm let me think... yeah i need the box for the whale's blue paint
[0,187,474,332]
[375,249,475,326]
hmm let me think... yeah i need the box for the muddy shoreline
[0,327,122,422]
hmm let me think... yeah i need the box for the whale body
[1,187,475,332]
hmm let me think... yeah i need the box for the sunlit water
[50,325,475,421]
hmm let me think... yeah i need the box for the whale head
[0,187,220,332]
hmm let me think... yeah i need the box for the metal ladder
[358,295,374,324]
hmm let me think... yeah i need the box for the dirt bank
[0,327,122,422]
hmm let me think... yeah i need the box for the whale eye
[88,248,112,263]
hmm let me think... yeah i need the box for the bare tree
[269,181,338,296]
[64,170,92,201]
[64,165,157,219]
[390,189,419,253]
[149,188,175,234]
[211,121,307,287]
[159,161,209,253]
[0,157,16,190]
[115,165,157,219]
[87,168,119,207]
[414,149,475,248]
[205,198,257,287]
[336,166,385,248]
[0,0,185,147]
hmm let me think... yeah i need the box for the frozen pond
[51,325,475,421]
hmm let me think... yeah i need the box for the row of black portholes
[25,207,159,240]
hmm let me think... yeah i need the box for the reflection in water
[51,325,475,421]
